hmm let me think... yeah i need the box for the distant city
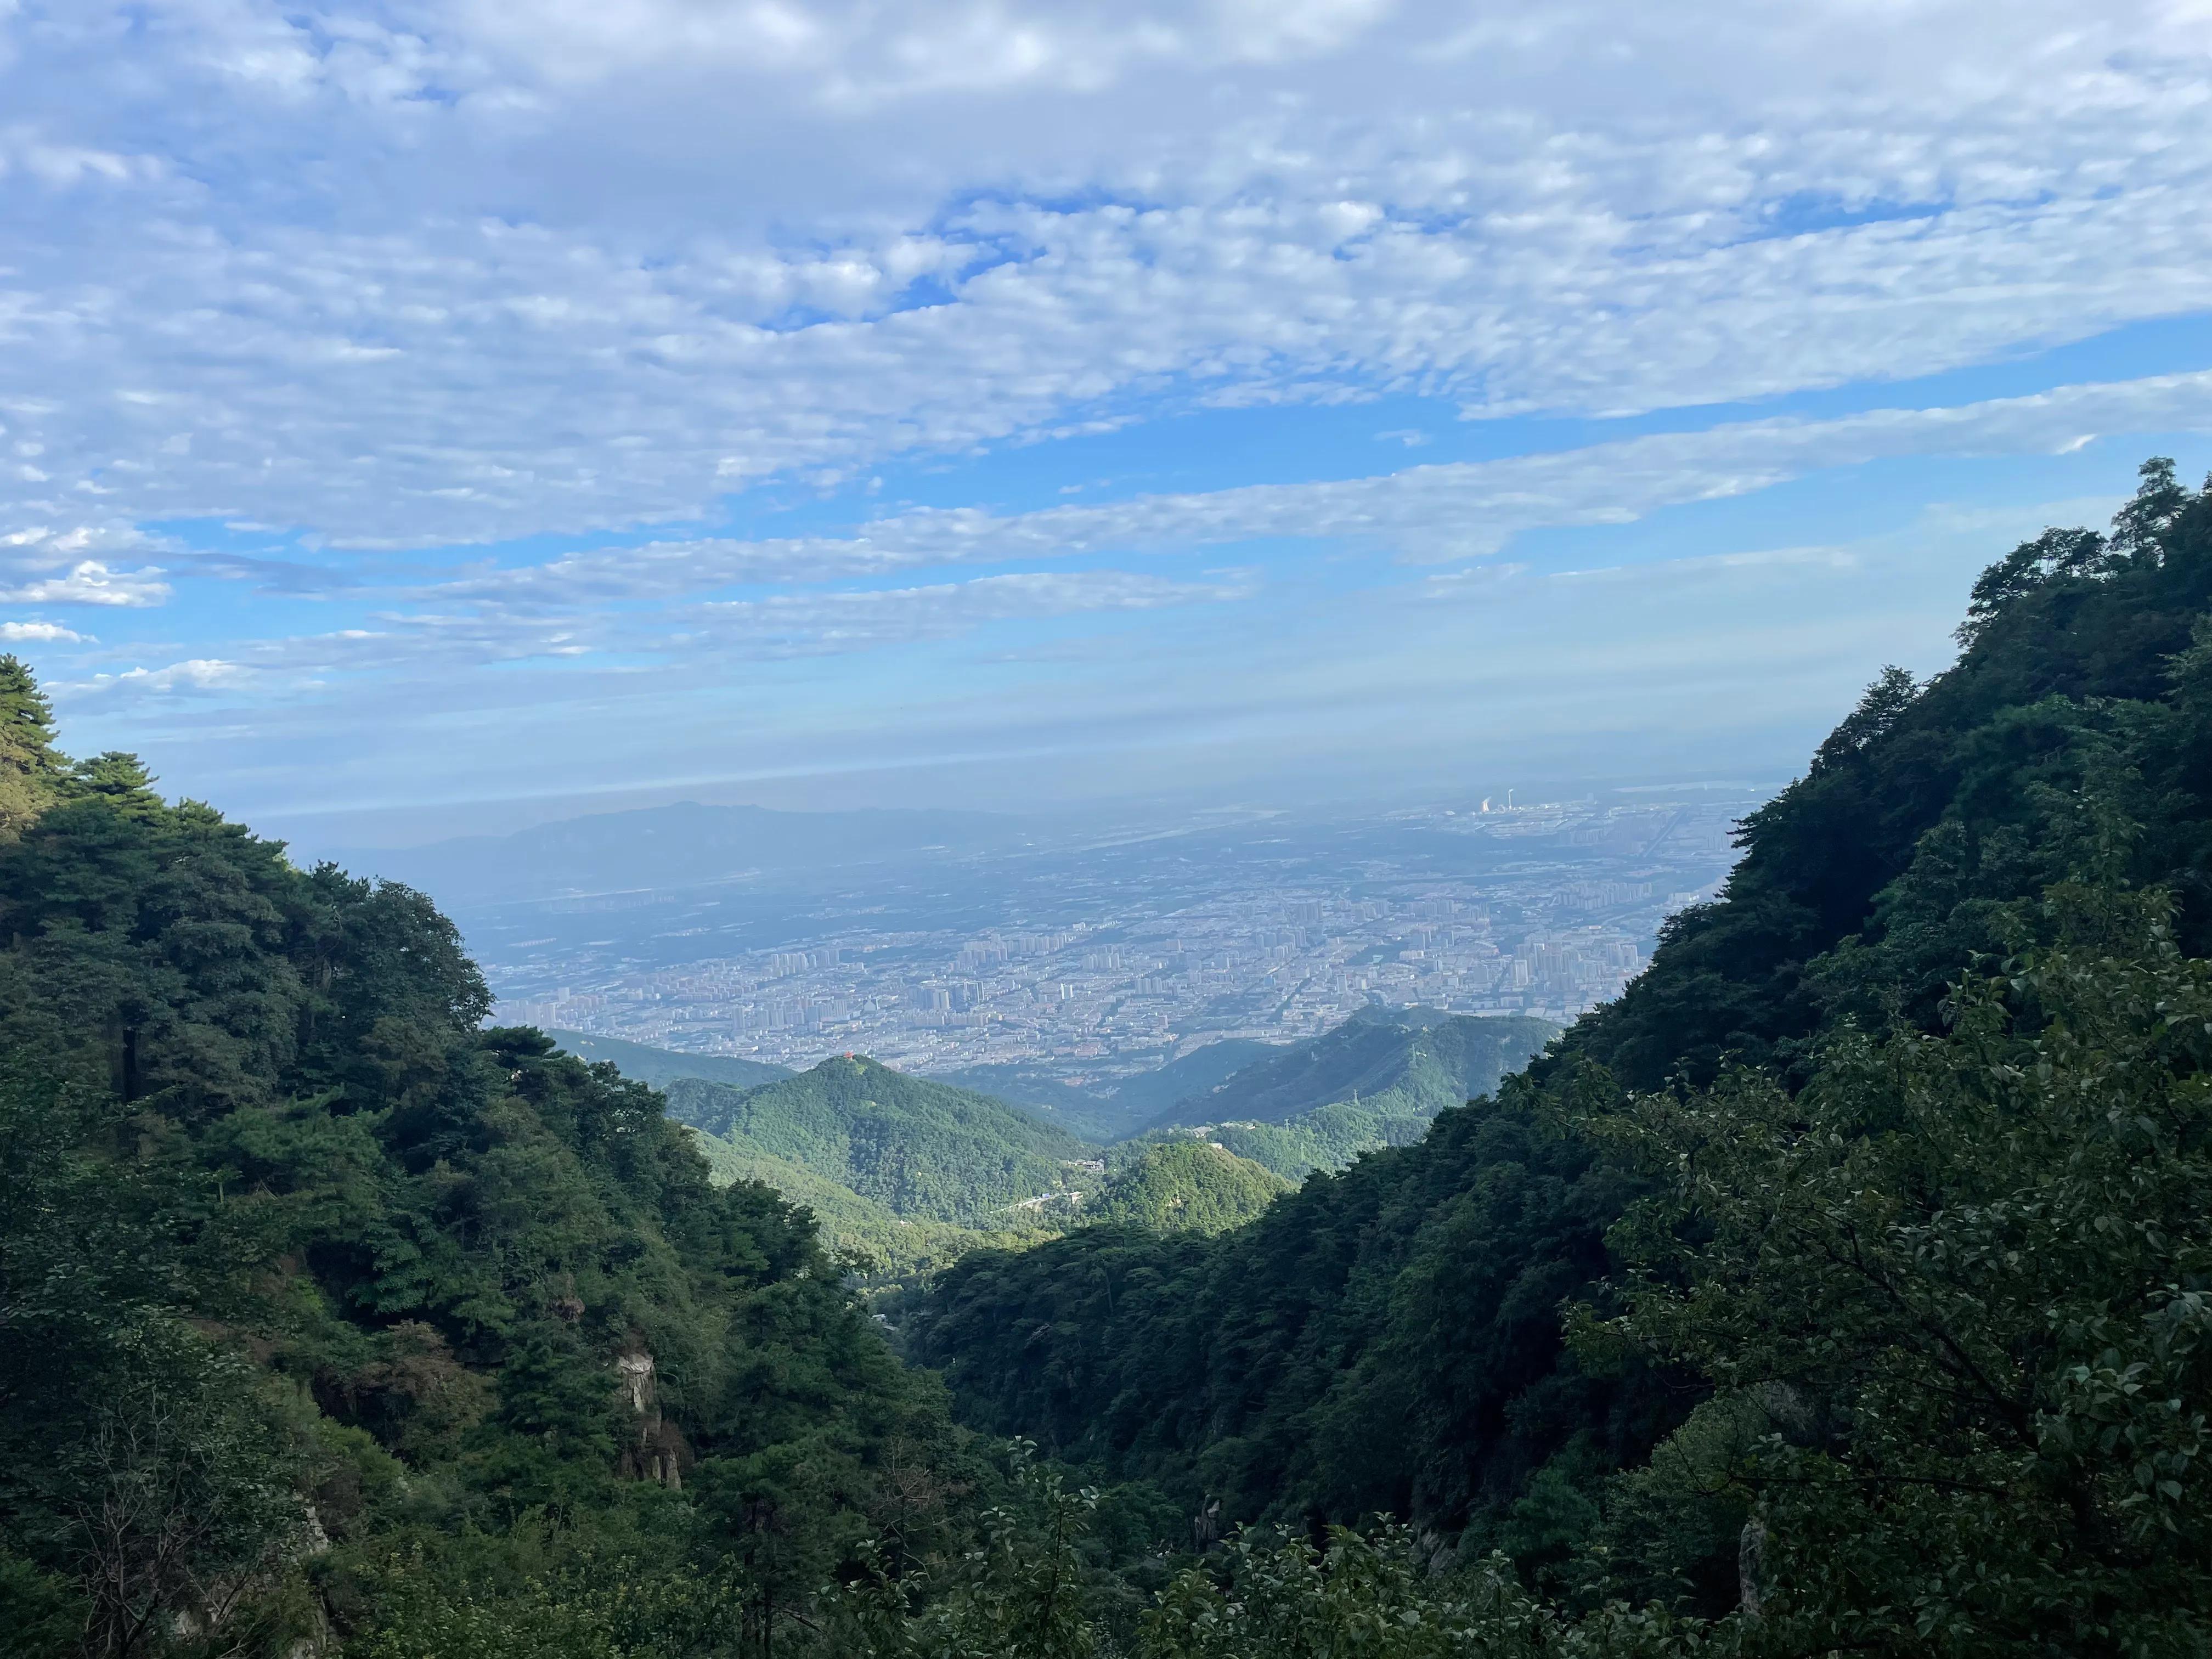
[475,792,1751,1090]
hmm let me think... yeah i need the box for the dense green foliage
[0,677,972,1657]
[546,1030,791,1091]
[911,460,2212,1587]
[1086,1141,1289,1235]
[1577,916,2212,1651]
[684,1125,1052,1291]
[663,1058,1099,1230]
[860,927,2212,1657]
[1141,1094,1438,1182]
[1552,458,2212,1094]
[835,1452,1718,1659]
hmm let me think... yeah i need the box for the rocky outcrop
[1191,1496,1222,1551]
[613,1351,688,1490]
[1739,1513,1767,1621]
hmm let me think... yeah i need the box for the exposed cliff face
[614,1351,687,1491]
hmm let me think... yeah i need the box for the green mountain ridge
[561,1001,1554,1232]
[931,1037,1280,1142]
[1120,1008,1560,1178]
[573,1017,1472,1263]
[1146,1008,1557,1131]
[537,1036,1073,1278]
[1087,1140,1290,1235]
[662,1057,1101,1231]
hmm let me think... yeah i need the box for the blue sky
[8,1,2212,848]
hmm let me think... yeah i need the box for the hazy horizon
[275,766,1787,864]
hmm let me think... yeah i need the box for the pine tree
[67,750,162,816]
[0,654,63,838]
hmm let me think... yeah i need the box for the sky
[8,1,2212,848]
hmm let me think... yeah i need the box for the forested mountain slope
[1548,459,2212,1094]
[0,666,975,1657]
[1116,1009,1560,1179]
[1146,1008,1555,1131]
[548,1037,1023,1281]
[662,1058,1100,1229]
[1087,1140,1289,1235]
[910,459,2212,1572]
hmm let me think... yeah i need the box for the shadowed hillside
[909,462,2212,1630]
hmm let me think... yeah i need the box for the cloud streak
[384,369,2212,613]
[42,566,1255,710]
[0,560,170,606]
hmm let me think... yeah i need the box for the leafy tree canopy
[0,709,975,1657]
[1085,1141,1289,1236]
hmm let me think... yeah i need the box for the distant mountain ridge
[662,1056,1099,1230]
[335,799,1032,905]
[550,1035,1094,1276]
[548,1007,1554,1224]
[1148,1007,1558,1131]
[1126,1008,1560,1179]
[934,1036,1281,1141]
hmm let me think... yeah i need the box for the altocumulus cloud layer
[8,0,2212,828]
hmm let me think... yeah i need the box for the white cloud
[0,3,2208,546]
[690,568,1255,653]
[9,182,2210,551]
[0,128,160,187]
[62,657,249,697]
[0,560,170,606]
[0,619,88,641]
[385,369,2212,612]
[31,568,1253,709]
